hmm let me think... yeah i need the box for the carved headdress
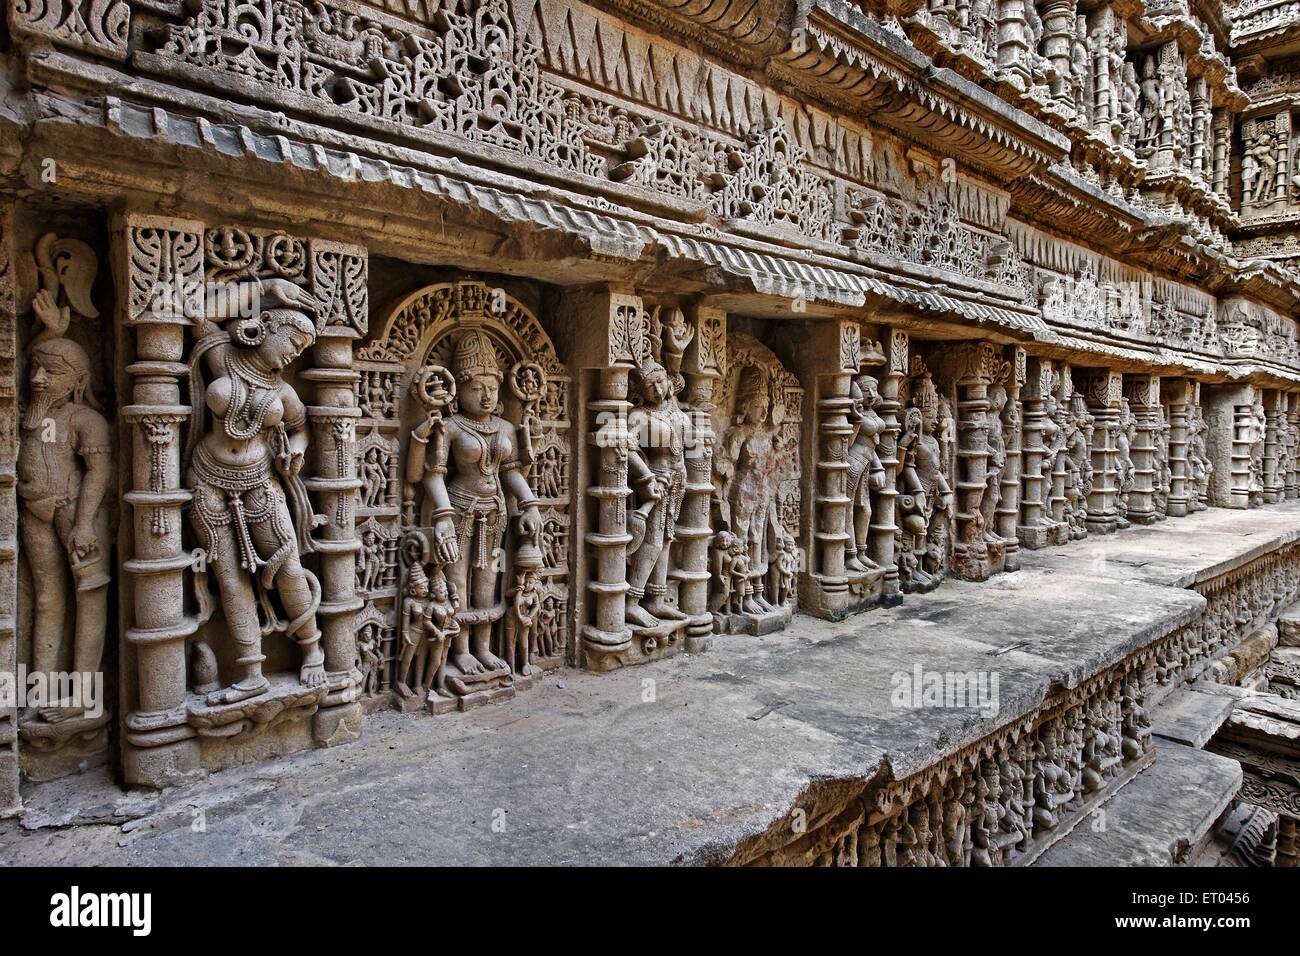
[452,329,503,383]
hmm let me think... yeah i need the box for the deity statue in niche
[1188,402,1212,510]
[185,275,326,705]
[1115,397,1135,528]
[625,351,690,641]
[1154,404,1170,515]
[17,235,112,741]
[711,333,802,630]
[896,371,953,592]
[1137,55,1160,153]
[715,366,781,614]
[1119,62,1140,149]
[980,383,1011,549]
[845,371,887,574]
[408,329,545,699]
[1062,394,1093,538]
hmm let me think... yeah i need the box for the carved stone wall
[7,0,1300,826]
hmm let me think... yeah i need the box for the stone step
[1151,685,1237,748]
[1034,741,1241,867]
[1278,601,1300,647]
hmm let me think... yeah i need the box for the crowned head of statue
[734,366,770,426]
[453,330,503,421]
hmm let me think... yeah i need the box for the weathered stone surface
[1036,741,1241,867]
[1,504,1285,866]
[1151,686,1237,749]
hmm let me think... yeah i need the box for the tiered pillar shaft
[1124,374,1160,525]
[1018,356,1052,547]
[677,303,724,652]
[998,347,1025,571]
[1082,370,1121,534]
[117,214,204,788]
[301,335,364,745]
[1165,379,1191,517]
[868,330,906,605]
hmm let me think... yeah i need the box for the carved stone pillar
[869,330,906,606]
[301,333,364,746]
[996,0,1031,88]
[997,347,1025,572]
[1040,0,1077,107]
[801,321,861,619]
[939,342,1002,582]
[117,214,205,788]
[1264,389,1284,504]
[0,204,17,816]
[566,289,639,667]
[1048,364,1072,538]
[677,302,723,653]
[1284,395,1294,504]
[1124,374,1160,525]
[1018,356,1052,548]
[1189,77,1209,179]
[1164,379,1191,517]
[1212,109,1230,198]
[1081,370,1121,534]
[1232,397,1255,509]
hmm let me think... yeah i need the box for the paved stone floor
[3,504,1298,866]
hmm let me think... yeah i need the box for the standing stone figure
[187,277,325,704]
[1115,398,1135,528]
[981,384,1010,547]
[625,358,690,631]
[715,365,783,612]
[845,372,887,573]
[18,238,111,727]
[896,374,953,591]
[411,330,544,688]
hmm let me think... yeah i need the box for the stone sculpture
[407,329,546,704]
[17,235,113,757]
[186,275,326,705]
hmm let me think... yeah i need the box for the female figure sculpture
[845,373,887,573]
[187,277,325,705]
[411,330,544,681]
[716,365,783,612]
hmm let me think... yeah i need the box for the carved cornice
[774,0,1070,181]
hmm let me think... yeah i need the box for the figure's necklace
[224,351,280,441]
[452,412,499,435]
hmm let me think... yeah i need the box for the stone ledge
[1035,740,1242,867]
[1,504,1295,865]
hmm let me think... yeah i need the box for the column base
[800,570,885,620]
[123,738,203,790]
